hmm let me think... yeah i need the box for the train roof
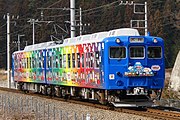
[14,28,140,53]
[108,28,140,36]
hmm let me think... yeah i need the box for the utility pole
[32,19,35,44]
[27,19,35,45]
[6,13,11,88]
[4,13,19,88]
[17,34,25,51]
[79,7,82,36]
[28,19,53,45]
[144,2,148,36]
[70,0,75,38]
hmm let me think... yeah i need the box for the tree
[153,9,164,37]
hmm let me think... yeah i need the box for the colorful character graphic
[125,62,154,77]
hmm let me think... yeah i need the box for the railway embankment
[0,88,156,120]
[0,69,179,119]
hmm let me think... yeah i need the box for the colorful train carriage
[12,28,165,107]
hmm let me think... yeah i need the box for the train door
[52,48,59,84]
[146,46,163,71]
[146,46,165,88]
[36,50,45,83]
[46,49,53,83]
[108,45,127,89]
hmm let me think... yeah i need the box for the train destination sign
[130,38,144,43]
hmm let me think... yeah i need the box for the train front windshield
[109,46,162,59]
[110,47,126,58]
[130,46,144,59]
[148,47,162,58]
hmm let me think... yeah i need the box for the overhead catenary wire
[81,0,121,13]
[46,0,63,8]
[45,0,122,18]
[0,0,65,56]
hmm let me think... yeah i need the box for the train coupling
[127,87,148,95]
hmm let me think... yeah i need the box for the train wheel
[17,82,23,91]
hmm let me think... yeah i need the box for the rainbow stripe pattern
[13,42,103,88]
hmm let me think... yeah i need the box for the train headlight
[116,38,121,43]
[153,38,158,43]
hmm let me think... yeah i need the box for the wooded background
[0,0,179,69]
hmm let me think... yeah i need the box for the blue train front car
[102,29,165,107]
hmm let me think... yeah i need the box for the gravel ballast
[0,89,157,120]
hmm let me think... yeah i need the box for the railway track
[0,87,180,120]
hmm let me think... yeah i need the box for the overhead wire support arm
[37,7,80,11]
[27,19,54,45]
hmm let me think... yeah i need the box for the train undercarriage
[16,82,162,107]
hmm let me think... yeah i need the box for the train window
[63,54,66,68]
[82,54,84,68]
[68,54,71,68]
[50,56,53,68]
[130,46,144,59]
[59,54,62,68]
[95,51,100,68]
[27,57,29,69]
[25,58,27,69]
[77,53,80,68]
[110,47,126,58]
[31,54,34,68]
[47,56,52,68]
[32,58,36,68]
[90,53,93,68]
[22,58,24,68]
[148,47,161,58]
[29,57,32,69]
[52,55,56,68]
[86,53,89,68]
[32,57,34,68]
[39,57,41,68]
[72,53,75,68]
[41,52,44,68]
[38,54,43,68]
[23,58,26,69]
[19,59,22,68]
[42,57,45,69]
[55,55,58,68]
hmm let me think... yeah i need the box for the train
[12,28,165,107]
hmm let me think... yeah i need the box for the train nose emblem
[124,62,154,77]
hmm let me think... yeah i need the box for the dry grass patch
[0,69,7,81]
